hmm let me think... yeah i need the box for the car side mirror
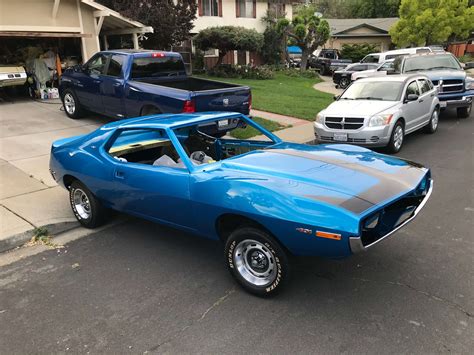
[406,94,419,102]
[385,68,396,75]
[333,95,340,100]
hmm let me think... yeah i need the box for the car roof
[101,112,244,131]
[403,52,454,60]
[357,74,428,83]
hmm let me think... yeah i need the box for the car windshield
[340,81,404,101]
[172,116,278,166]
[403,54,461,72]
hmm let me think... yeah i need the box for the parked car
[314,75,440,153]
[307,49,352,75]
[333,63,379,88]
[393,53,473,118]
[360,47,432,64]
[50,112,432,296]
[351,60,395,82]
[59,50,251,121]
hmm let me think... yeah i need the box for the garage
[0,0,152,98]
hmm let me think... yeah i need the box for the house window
[237,0,256,18]
[268,2,285,17]
[200,0,220,16]
[204,49,219,57]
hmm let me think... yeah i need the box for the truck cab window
[86,54,107,75]
[106,55,124,77]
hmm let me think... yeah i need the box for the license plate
[333,133,348,142]
[218,119,229,128]
[440,101,447,108]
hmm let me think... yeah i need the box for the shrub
[207,65,274,80]
[282,68,320,78]
[341,43,379,63]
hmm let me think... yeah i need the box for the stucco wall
[78,3,100,60]
[0,0,81,31]
[193,0,292,33]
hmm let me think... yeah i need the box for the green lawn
[197,72,333,121]
[230,116,284,139]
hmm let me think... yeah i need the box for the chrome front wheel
[69,181,107,228]
[72,188,91,219]
[64,93,76,115]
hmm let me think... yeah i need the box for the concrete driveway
[0,99,107,244]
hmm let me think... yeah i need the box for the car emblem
[296,227,312,235]
[341,117,345,129]
[223,98,229,106]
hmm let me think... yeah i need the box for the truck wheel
[424,109,439,134]
[224,227,290,297]
[457,104,471,119]
[69,181,107,228]
[387,121,404,154]
[321,65,329,76]
[62,89,85,119]
[339,77,350,89]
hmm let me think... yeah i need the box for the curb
[0,221,80,254]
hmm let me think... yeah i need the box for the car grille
[431,79,464,93]
[359,177,430,247]
[325,117,364,130]
[319,136,367,143]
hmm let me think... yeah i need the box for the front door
[75,53,107,113]
[101,54,126,118]
[403,80,424,132]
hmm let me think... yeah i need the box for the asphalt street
[0,108,473,354]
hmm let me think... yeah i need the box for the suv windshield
[340,81,404,101]
[131,55,186,78]
[403,54,461,72]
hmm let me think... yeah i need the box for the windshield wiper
[426,66,457,71]
[340,97,354,100]
[355,97,384,100]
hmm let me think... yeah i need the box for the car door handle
[93,80,101,84]
[419,99,424,103]
[114,170,125,179]
[430,93,435,97]
[113,83,121,87]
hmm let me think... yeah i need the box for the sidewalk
[313,74,343,96]
[0,99,108,252]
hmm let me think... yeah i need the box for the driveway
[0,99,108,240]
[0,106,472,353]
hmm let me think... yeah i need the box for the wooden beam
[93,10,110,18]
[52,0,61,19]
[0,31,92,38]
[101,26,153,36]
[95,16,105,34]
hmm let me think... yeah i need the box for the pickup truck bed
[135,77,241,91]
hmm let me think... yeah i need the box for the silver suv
[314,75,440,153]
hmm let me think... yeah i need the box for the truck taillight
[182,100,195,113]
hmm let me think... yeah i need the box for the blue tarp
[287,46,302,54]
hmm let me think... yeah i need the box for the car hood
[412,69,466,81]
[323,99,398,117]
[219,144,428,215]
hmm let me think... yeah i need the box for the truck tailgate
[193,87,251,114]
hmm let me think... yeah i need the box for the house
[0,0,153,64]
[325,18,398,52]
[190,0,293,68]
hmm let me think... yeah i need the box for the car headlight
[368,114,393,127]
[315,112,324,124]
[465,79,474,90]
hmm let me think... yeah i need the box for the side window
[418,79,432,94]
[363,55,379,63]
[352,65,366,71]
[106,55,124,77]
[406,81,420,97]
[107,129,184,168]
[86,54,107,75]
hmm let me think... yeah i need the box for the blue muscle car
[49,112,433,296]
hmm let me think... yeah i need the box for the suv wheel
[224,227,290,297]
[339,77,350,89]
[457,104,471,119]
[387,121,404,153]
[424,109,439,134]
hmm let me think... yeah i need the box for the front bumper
[439,90,474,108]
[314,122,391,147]
[349,179,433,254]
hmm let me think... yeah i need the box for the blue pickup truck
[59,50,251,120]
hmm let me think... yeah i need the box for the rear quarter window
[131,56,186,78]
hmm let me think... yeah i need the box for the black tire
[457,104,471,119]
[69,181,107,228]
[62,89,85,119]
[387,121,405,154]
[424,108,439,134]
[339,77,350,89]
[224,227,290,297]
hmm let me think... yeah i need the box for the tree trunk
[300,49,309,71]
[214,50,227,68]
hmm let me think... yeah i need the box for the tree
[277,5,330,70]
[193,26,264,68]
[97,0,197,50]
[390,0,474,47]
[260,9,286,65]
[348,0,400,18]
